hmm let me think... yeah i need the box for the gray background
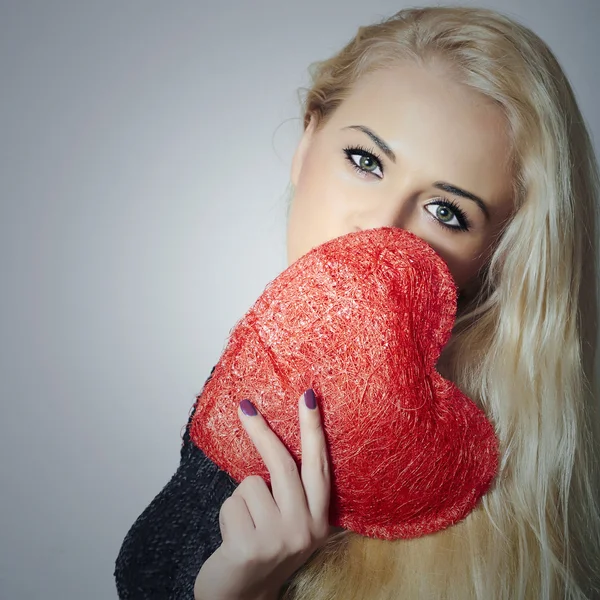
[0,1,598,599]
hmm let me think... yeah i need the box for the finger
[237,400,308,517]
[299,389,331,522]
[219,494,255,546]
[231,475,280,530]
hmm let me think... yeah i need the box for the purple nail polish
[304,389,317,409]
[240,399,257,416]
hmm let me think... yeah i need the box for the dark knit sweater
[114,366,240,599]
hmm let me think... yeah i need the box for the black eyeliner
[343,145,385,177]
[428,198,471,232]
[342,145,471,233]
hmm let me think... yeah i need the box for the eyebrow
[344,125,397,162]
[343,124,491,220]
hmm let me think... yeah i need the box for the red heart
[190,227,499,540]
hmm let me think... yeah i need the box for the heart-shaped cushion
[190,227,499,540]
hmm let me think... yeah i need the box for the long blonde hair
[281,7,600,599]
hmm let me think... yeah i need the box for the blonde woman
[115,6,600,599]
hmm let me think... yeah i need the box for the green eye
[424,200,470,232]
[436,205,454,222]
[359,155,378,171]
[343,147,384,178]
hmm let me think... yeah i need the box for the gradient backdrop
[1,1,598,599]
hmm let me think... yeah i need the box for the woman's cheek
[335,166,374,187]
[332,168,377,213]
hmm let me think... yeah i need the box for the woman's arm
[114,367,238,600]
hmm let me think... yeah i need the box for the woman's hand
[194,389,332,600]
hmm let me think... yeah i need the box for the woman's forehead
[331,64,503,137]
[319,64,514,206]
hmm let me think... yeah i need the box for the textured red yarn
[190,227,499,540]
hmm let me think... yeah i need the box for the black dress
[114,366,239,599]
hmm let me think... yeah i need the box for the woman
[115,6,600,599]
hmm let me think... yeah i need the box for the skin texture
[287,60,515,295]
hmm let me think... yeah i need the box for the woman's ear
[291,116,317,187]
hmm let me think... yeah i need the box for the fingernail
[240,399,257,416]
[304,389,317,410]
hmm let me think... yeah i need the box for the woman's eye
[425,201,470,231]
[344,148,384,178]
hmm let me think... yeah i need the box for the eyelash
[342,145,471,233]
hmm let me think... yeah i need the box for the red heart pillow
[190,227,499,540]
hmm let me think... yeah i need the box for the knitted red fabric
[190,227,499,540]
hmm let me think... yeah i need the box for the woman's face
[287,61,515,292]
